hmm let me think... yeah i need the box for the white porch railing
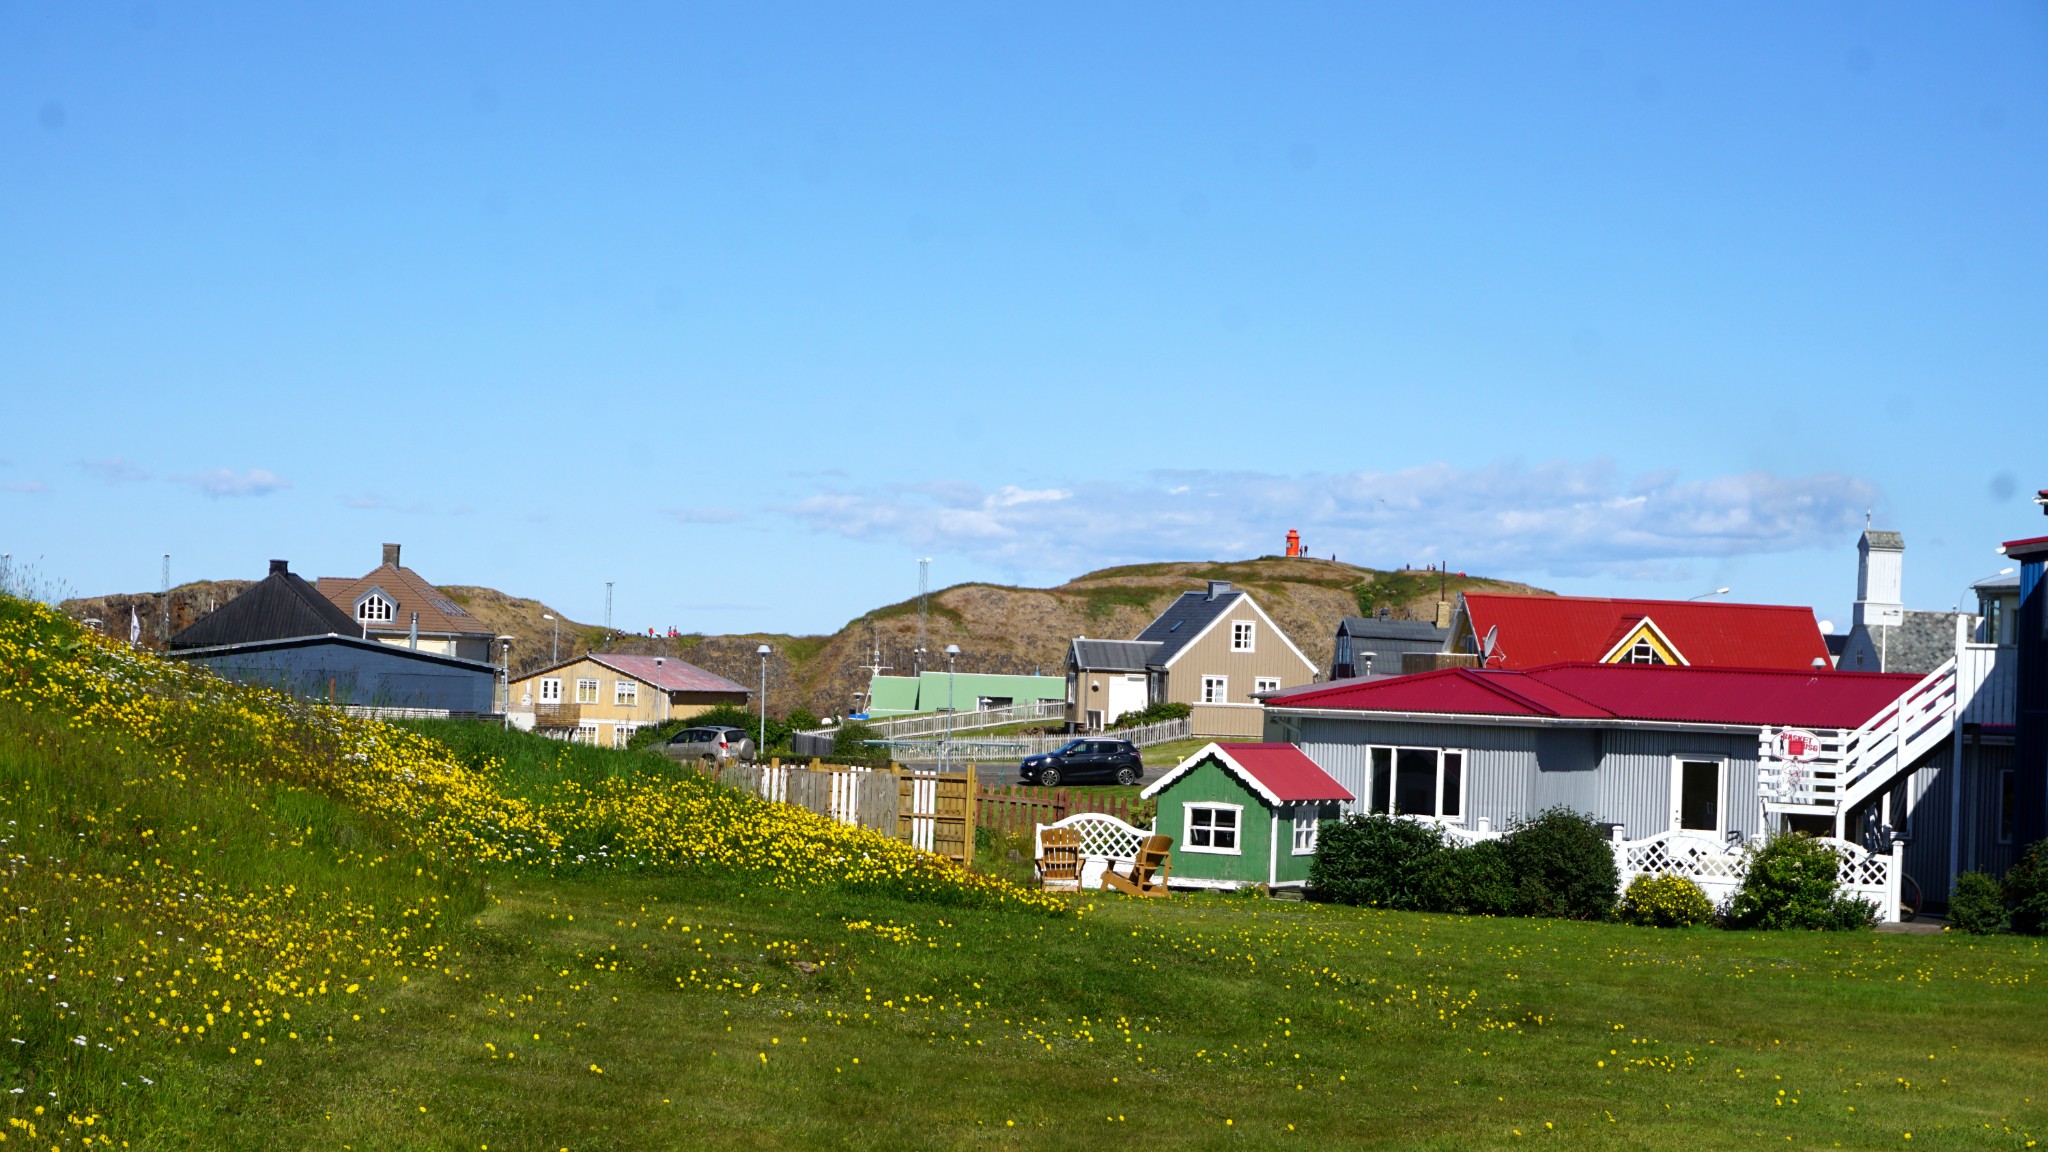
[1758,658,1959,829]
[1035,812,1156,891]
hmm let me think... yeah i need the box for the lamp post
[497,636,515,729]
[943,644,961,773]
[1688,587,1732,601]
[757,644,772,756]
[543,614,559,663]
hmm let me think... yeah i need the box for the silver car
[658,725,756,764]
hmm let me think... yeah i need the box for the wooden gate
[898,766,977,868]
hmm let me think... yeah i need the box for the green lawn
[169,877,2046,1151]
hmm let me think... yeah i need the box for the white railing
[833,700,1067,740]
[1757,658,1959,821]
[1035,811,1156,890]
[1958,642,2016,726]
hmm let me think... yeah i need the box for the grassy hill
[3,592,2044,1149]
[63,557,1545,718]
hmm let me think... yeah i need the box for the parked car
[659,725,755,764]
[1018,738,1143,787]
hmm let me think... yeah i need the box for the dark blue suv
[1018,738,1143,787]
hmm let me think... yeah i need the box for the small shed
[1139,742,1353,891]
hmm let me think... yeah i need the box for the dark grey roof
[1974,571,2020,591]
[169,561,362,650]
[1840,610,1963,676]
[165,630,500,672]
[1336,617,1448,643]
[1862,529,1904,550]
[1133,588,1245,666]
[1070,638,1163,672]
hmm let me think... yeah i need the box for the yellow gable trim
[1601,620,1687,666]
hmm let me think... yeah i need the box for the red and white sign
[1770,727,1824,763]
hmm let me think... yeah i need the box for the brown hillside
[63,558,1548,718]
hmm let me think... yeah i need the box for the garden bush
[1947,870,2008,935]
[1308,812,1448,910]
[1725,833,1875,930]
[2006,840,2048,936]
[1499,807,1619,920]
[1109,700,1192,729]
[1420,838,1516,915]
[1618,874,1715,928]
[831,721,889,768]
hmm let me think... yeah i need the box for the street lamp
[1688,587,1732,601]
[943,643,961,773]
[496,636,515,729]
[543,614,559,663]
[757,644,772,756]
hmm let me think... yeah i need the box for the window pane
[1370,747,1393,812]
[1679,761,1719,831]
[1394,748,1437,816]
[1440,752,1463,818]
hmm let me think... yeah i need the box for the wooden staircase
[1757,658,1960,836]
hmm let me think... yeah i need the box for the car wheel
[1038,766,1062,788]
[1114,765,1140,787]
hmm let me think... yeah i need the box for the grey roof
[1840,610,1964,676]
[1133,588,1245,666]
[1336,617,1448,643]
[169,562,362,650]
[165,629,500,672]
[1069,638,1162,672]
[1974,571,2020,591]
[1861,529,1904,550]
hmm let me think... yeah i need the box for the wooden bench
[1037,826,1082,891]
[1100,834,1173,897]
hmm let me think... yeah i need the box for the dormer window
[1624,639,1664,664]
[355,591,395,623]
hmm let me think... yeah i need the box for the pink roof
[1459,593,1829,671]
[588,653,749,695]
[1213,743,1355,803]
[1272,662,1925,731]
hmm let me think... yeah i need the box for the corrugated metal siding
[1592,730,1758,841]
[1295,717,1539,830]
[187,641,497,712]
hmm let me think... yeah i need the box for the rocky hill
[63,557,1548,717]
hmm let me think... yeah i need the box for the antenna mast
[604,582,614,635]
[914,557,931,676]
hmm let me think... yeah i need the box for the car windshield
[1055,740,1087,755]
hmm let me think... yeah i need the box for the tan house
[317,543,498,663]
[1067,581,1319,738]
[507,653,750,747]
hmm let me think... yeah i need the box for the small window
[1625,639,1663,664]
[538,678,562,704]
[1202,675,1228,704]
[356,593,395,623]
[571,724,598,746]
[575,678,600,705]
[1254,676,1282,695]
[615,680,638,706]
[1231,621,1255,651]
[1185,804,1240,854]
[1292,811,1320,855]
[1999,769,2017,845]
[612,726,633,750]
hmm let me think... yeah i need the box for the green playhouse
[1139,742,1354,891]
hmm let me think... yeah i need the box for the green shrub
[1500,808,1619,920]
[1618,874,1716,928]
[831,721,889,768]
[1109,701,1191,729]
[1948,871,2008,935]
[2006,840,2048,936]
[1725,834,1875,931]
[1420,838,1516,916]
[1308,813,1448,910]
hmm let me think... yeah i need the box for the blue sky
[3,3,2043,636]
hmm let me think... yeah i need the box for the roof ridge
[1447,668,1587,718]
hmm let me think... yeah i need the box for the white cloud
[786,460,1877,579]
[178,468,290,499]
[78,458,152,484]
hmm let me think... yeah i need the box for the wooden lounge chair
[1100,834,1173,897]
[1038,827,1082,892]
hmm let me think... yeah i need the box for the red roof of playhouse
[1141,742,1355,805]
[1457,593,1830,670]
[1269,663,1925,731]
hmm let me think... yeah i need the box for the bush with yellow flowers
[1616,873,1716,928]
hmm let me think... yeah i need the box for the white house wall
[1104,674,1149,725]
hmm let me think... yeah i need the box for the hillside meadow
[0,594,2042,1150]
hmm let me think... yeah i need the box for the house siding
[177,640,497,713]
[1157,758,1275,887]
[508,657,744,744]
[1162,602,1317,736]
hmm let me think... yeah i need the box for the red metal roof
[1213,742,1355,802]
[1272,663,1925,730]
[1459,593,1829,671]
[2002,535,2048,561]
[589,654,750,695]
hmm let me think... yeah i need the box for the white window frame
[571,723,599,746]
[538,678,563,704]
[1669,756,1726,834]
[1254,676,1282,696]
[1231,620,1255,652]
[356,593,395,623]
[1183,802,1243,855]
[615,680,638,707]
[1362,745,1468,824]
[612,725,634,750]
[575,678,600,705]
[1292,809,1320,855]
[1201,675,1228,704]
[1625,639,1662,664]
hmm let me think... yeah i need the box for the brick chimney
[382,543,401,568]
[269,559,289,576]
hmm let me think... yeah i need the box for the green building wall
[1155,755,1343,890]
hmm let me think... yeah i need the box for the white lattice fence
[1815,837,1899,919]
[1611,831,1750,908]
[1036,812,1155,890]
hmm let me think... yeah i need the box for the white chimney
[1853,529,1904,631]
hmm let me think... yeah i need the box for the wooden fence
[712,759,978,869]
[976,784,1150,836]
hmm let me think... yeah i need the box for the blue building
[2005,520,2048,850]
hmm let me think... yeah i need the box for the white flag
[129,606,141,645]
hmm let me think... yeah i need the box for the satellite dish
[1481,625,1499,659]
[1818,620,1835,635]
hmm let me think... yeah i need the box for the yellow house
[507,653,750,747]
